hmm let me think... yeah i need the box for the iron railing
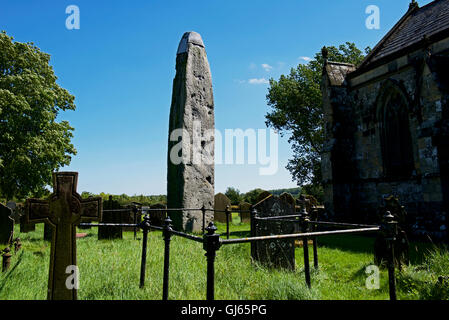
[78,207,399,301]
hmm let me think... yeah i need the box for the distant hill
[268,187,301,198]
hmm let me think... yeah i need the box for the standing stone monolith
[167,31,215,232]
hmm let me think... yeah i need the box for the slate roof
[324,62,357,86]
[360,0,449,69]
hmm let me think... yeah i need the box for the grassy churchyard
[1,215,448,300]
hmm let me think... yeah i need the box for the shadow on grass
[318,234,437,266]
[0,250,24,294]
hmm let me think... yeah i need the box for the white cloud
[299,56,312,62]
[248,78,269,85]
[261,63,273,72]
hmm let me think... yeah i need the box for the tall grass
[0,221,447,300]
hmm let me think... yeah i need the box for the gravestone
[121,205,141,232]
[98,196,123,240]
[25,172,102,300]
[251,195,296,270]
[0,204,14,245]
[374,195,410,267]
[214,193,231,223]
[239,202,252,223]
[6,201,21,224]
[255,191,272,204]
[167,31,215,232]
[149,203,167,228]
[20,210,36,233]
[279,193,296,209]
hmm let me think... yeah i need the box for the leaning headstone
[167,31,215,232]
[0,204,14,245]
[251,195,296,270]
[98,196,123,240]
[214,193,231,223]
[239,202,252,223]
[25,172,102,300]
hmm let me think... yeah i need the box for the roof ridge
[358,2,419,69]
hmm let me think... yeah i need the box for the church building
[321,0,449,241]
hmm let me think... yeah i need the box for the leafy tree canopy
[265,42,370,187]
[0,31,77,200]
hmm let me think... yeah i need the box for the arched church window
[378,83,414,178]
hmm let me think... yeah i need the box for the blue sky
[0,0,432,195]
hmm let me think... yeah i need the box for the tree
[225,187,242,205]
[265,42,370,188]
[243,188,266,205]
[0,31,77,200]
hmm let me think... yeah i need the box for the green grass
[1,218,447,300]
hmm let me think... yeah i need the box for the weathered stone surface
[98,196,123,240]
[214,193,231,223]
[0,204,14,245]
[239,202,252,223]
[25,172,102,300]
[167,31,215,232]
[251,195,296,270]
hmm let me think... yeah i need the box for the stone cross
[25,172,102,300]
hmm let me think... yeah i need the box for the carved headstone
[0,204,14,245]
[167,31,215,232]
[251,195,296,270]
[98,196,123,240]
[214,193,231,223]
[25,172,102,300]
[239,202,252,223]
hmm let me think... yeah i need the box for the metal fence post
[301,208,311,288]
[133,206,138,240]
[384,211,398,301]
[203,222,221,301]
[139,214,151,288]
[162,216,173,300]
[201,205,206,234]
[2,247,12,273]
[312,210,319,269]
[225,205,230,239]
[250,207,257,261]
